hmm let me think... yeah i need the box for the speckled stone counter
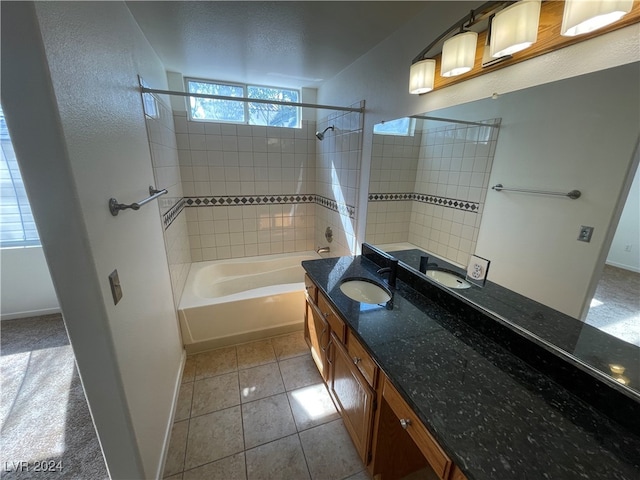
[384,247,640,399]
[301,255,640,480]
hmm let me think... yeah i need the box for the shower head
[315,125,335,141]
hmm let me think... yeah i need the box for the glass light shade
[441,31,478,77]
[490,0,542,58]
[561,0,633,36]
[409,59,436,94]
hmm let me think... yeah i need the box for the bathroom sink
[426,270,471,289]
[339,278,392,304]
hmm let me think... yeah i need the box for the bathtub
[178,251,321,353]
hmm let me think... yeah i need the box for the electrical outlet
[624,244,632,252]
[577,225,594,243]
[108,269,123,305]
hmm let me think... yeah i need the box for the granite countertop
[385,248,640,397]
[302,255,640,480]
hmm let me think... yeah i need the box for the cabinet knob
[353,357,361,365]
[323,312,330,318]
[400,418,411,430]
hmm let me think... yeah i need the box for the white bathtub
[178,251,321,353]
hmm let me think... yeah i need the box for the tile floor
[164,330,370,480]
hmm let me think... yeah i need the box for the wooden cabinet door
[306,300,330,381]
[329,332,375,464]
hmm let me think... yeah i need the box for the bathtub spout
[316,246,330,254]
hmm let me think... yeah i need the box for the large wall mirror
[365,62,639,396]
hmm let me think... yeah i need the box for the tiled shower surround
[174,113,318,261]
[366,119,500,266]
[144,94,191,305]
[315,103,364,257]
[142,99,364,306]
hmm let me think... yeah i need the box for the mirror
[365,62,640,397]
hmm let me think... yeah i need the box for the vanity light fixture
[409,0,636,95]
[409,59,436,94]
[490,0,542,58]
[441,30,479,77]
[561,0,634,36]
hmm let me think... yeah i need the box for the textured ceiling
[126,1,431,88]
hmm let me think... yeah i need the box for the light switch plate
[108,269,123,305]
[578,225,594,243]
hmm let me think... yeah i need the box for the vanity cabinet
[304,274,349,382]
[329,332,376,463]
[304,274,466,480]
[375,377,453,480]
[304,275,329,381]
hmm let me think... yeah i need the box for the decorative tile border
[368,192,479,213]
[162,197,185,230]
[315,195,355,218]
[184,194,316,207]
[163,193,356,230]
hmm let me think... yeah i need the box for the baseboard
[155,349,186,480]
[0,307,61,321]
[605,260,640,273]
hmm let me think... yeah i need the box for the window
[186,79,301,128]
[373,117,415,136]
[0,105,40,247]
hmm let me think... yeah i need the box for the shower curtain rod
[411,115,500,128]
[141,87,364,113]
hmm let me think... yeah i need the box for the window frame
[0,105,41,248]
[373,117,416,137]
[184,77,301,128]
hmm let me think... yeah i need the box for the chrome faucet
[316,246,330,254]
[377,257,399,289]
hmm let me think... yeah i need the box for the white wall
[0,247,59,320]
[1,2,183,478]
[426,64,639,318]
[607,162,640,272]
[317,2,639,318]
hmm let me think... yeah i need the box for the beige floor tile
[238,363,285,403]
[272,331,309,361]
[288,383,340,431]
[279,354,323,392]
[165,474,184,480]
[183,452,247,480]
[245,434,310,480]
[237,339,277,369]
[164,420,189,477]
[299,419,364,480]
[194,346,237,380]
[175,382,194,422]
[183,356,196,383]
[242,393,297,449]
[191,372,240,417]
[185,406,244,470]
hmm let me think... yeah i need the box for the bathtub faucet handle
[316,246,330,254]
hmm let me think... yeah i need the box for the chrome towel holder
[109,186,168,216]
[492,184,581,199]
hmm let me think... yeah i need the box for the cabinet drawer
[347,332,378,388]
[318,293,346,343]
[382,378,452,480]
[304,274,317,304]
